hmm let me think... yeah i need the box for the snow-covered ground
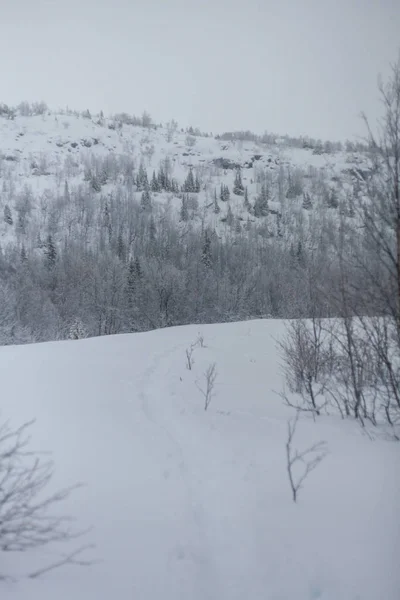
[1,319,399,599]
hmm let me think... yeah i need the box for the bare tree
[285,411,328,503]
[196,362,217,411]
[278,319,331,417]
[0,417,92,579]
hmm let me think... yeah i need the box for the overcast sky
[1,0,399,141]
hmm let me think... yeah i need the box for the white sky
[0,0,399,141]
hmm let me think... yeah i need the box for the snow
[1,319,399,599]
[0,111,366,244]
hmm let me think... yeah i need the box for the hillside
[1,319,399,599]
[0,104,367,241]
[0,103,371,344]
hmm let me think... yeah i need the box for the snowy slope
[1,320,399,599]
[0,109,366,243]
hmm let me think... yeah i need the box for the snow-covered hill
[1,320,399,599]
[0,106,367,241]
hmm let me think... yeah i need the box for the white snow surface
[1,319,399,599]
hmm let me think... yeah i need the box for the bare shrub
[0,417,93,579]
[286,411,328,503]
[278,319,332,417]
[196,363,217,411]
[186,345,195,370]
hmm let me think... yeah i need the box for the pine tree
[140,189,152,211]
[180,195,189,222]
[91,174,101,192]
[117,231,126,262]
[201,230,212,269]
[220,184,230,201]
[226,204,234,226]
[326,187,339,209]
[137,162,148,190]
[149,216,157,243]
[195,174,201,193]
[151,170,160,192]
[171,178,179,194]
[183,169,195,192]
[233,168,244,195]
[134,256,142,279]
[213,189,220,214]
[253,184,269,217]
[127,258,137,308]
[3,204,13,225]
[20,244,27,262]
[158,166,166,190]
[63,180,70,203]
[276,214,283,238]
[104,201,112,241]
[45,234,57,269]
[244,187,251,212]
[302,192,312,210]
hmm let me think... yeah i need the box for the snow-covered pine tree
[183,169,195,193]
[213,189,221,214]
[302,192,312,210]
[151,170,160,192]
[180,195,189,221]
[253,184,269,217]
[201,230,212,269]
[244,187,251,212]
[233,168,244,195]
[140,188,152,211]
[3,204,13,225]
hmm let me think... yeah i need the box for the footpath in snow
[0,319,399,600]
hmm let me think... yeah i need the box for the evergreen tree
[140,189,152,211]
[213,189,221,214]
[276,214,283,238]
[157,167,166,190]
[63,180,70,203]
[91,174,101,192]
[3,204,13,225]
[183,169,195,192]
[233,168,244,195]
[104,201,112,241]
[243,187,251,212]
[226,204,234,226]
[117,231,126,262]
[302,192,312,210]
[45,234,57,269]
[20,244,27,263]
[171,178,179,194]
[149,217,157,243]
[201,230,212,269]
[134,257,143,279]
[253,184,269,217]
[326,187,339,209]
[180,195,189,222]
[151,170,160,192]
[220,184,230,201]
[195,173,201,193]
[127,258,137,308]
[137,162,148,190]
